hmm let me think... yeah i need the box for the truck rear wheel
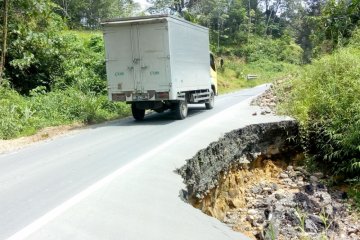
[205,90,214,109]
[131,103,145,121]
[174,101,188,120]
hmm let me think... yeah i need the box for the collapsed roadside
[177,82,360,239]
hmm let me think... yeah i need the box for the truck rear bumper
[111,91,170,102]
[110,88,212,104]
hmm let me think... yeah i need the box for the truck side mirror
[210,53,216,71]
[220,58,224,68]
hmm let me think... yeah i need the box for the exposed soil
[178,120,302,202]
[0,123,84,154]
[218,159,360,240]
[180,137,360,239]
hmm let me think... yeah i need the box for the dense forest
[0,0,359,189]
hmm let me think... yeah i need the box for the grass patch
[217,56,299,94]
[0,86,130,140]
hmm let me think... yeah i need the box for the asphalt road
[0,85,290,240]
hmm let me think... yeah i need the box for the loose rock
[178,114,360,240]
[198,164,360,240]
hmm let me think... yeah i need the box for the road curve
[0,85,291,240]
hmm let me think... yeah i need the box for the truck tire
[205,90,214,109]
[131,103,145,121]
[174,101,188,120]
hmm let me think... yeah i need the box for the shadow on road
[87,106,208,129]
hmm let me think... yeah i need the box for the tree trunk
[0,0,9,84]
[248,0,251,40]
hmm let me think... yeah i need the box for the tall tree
[52,0,140,29]
[317,0,360,49]
[3,0,68,93]
[0,0,9,84]
[147,0,199,15]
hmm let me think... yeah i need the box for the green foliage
[295,208,307,233]
[349,27,360,48]
[3,0,66,93]
[6,26,107,94]
[52,31,107,94]
[312,0,360,56]
[277,43,360,177]
[0,0,110,94]
[0,86,130,139]
[189,0,359,62]
[52,0,140,29]
[217,56,299,94]
[348,184,360,211]
[264,221,277,240]
[230,35,303,64]
[0,87,28,139]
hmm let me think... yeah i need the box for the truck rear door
[137,23,169,91]
[104,22,169,96]
[104,25,134,93]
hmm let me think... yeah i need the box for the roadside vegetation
[0,26,130,139]
[216,36,302,93]
[0,86,129,139]
[276,28,360,191]
[217,56,300,94]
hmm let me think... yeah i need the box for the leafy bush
[348,184,360,210]
[0,86,130,140]
[4,0,67,94]
[232,36,303,64]
[0,88,28,139]
[277,46,360,178]
[52,32,107,94]
[349,28,360,49]
[5,11,106,95]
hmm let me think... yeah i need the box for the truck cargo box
[102,15,214,120]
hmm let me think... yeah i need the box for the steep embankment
[178,119,360,239]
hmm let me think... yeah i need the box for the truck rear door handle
[141,66,148,69]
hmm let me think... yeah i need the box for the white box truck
[102,15,215,120]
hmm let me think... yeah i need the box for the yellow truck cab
[210,53,218,95]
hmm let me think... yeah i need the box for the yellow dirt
[191,158,288,240]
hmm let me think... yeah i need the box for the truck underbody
[130,89,214,120]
